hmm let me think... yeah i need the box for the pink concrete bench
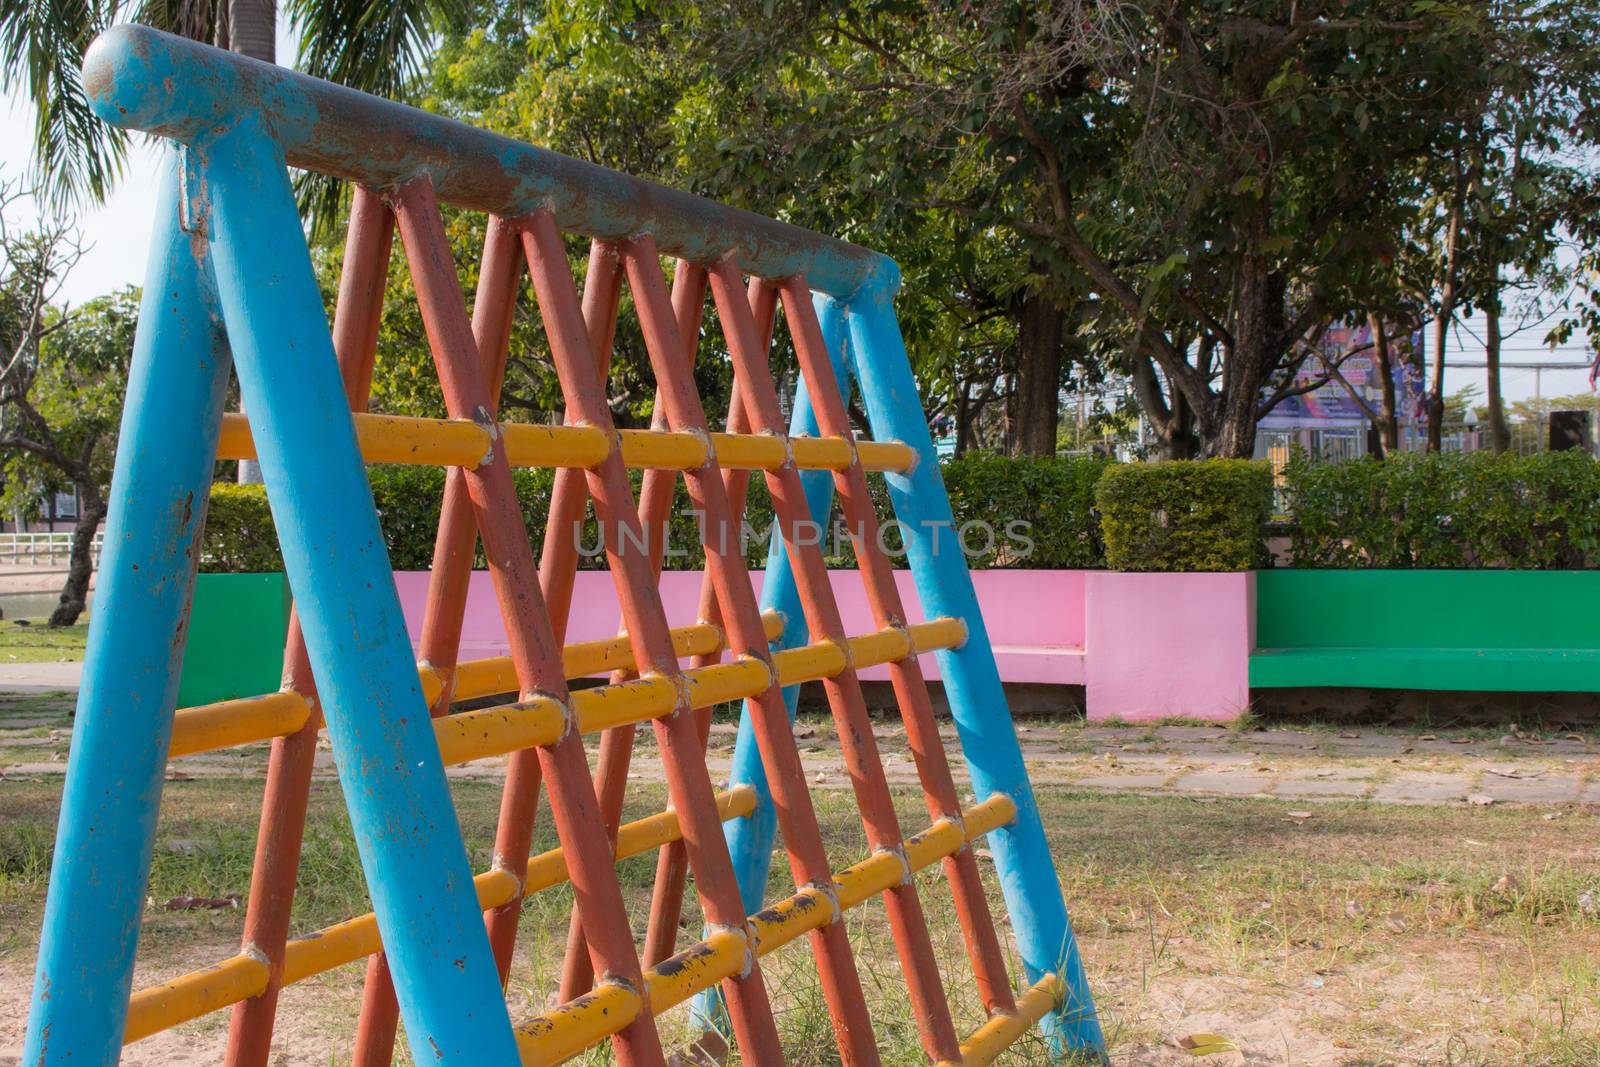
[392,569,1251,723]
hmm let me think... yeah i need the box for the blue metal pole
[24,151,232,1063]
[198,119,518,1061]
[843,268,1105,1059]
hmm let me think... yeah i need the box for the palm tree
[0,0,459,210]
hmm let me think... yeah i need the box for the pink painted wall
[1083,571,1254,723]
[392,568,1089,685]
[392,569,1254,721]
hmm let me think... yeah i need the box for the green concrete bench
[1251,570,1600,692]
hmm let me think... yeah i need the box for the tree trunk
[1369,314,1398,458]
[1209,231,1283,459]
[1011,290,1064,456]
[1428,198,1463,452]
[1485,282,1510,453]
[954,379,971,458]
[50,483,106,627]
[229,0,276,61]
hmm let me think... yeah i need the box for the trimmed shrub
[1096,460,1272,572]
[1284,449,1600,569]
[941,452,1107,568]
[200,483,283,572]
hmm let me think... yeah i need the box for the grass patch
[0,620,88,663]
[3,776,1599,1062]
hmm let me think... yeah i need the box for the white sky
[1,19,1594,406]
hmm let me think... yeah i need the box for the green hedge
[199,451,1598,575]
[1283,449,1600,568]
[940,452,1107,568]
[1096,460,1273,572]
[200,484,283,572]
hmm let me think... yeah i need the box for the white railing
[0,531,105,567]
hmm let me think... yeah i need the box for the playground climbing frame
[23,24,1105,1066]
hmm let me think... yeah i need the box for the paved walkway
[2,676,1596,807]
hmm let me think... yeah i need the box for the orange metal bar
[393,178,665,1067]
[526,212,785,1063]
[626,236,878,1066]
[780,276,1017,1018]
[715,260,959,1061]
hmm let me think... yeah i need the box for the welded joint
[599,972,647,1014]
[707,920,758,980]
[948,617,971,651]
[490,850,526,897]
[885,622,914,662]
[875,843,913,887]
[663,670,694,719]
[240,941,271,968]
[762,428,797,471]
[682,426,715,471]
[740,651,779,692]
[942,808,968,840]
[526,689,578,740]
[898,443,921,476]
[470,404,501,468]
[826,637,854,672]
[805,880,843,926]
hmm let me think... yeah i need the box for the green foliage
[1284,450,1600,569]
[200,484,283,573]
[940,452,1107,568]
[1096,461,1272,572]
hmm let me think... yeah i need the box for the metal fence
[0,531,104,567]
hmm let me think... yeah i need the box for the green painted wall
[176,572,290,706]
[1252,570,1600,691]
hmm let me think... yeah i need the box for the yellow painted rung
[125,787,758,1043]
[435,617,967,769]
[167,691,309,758]
[515,794,1017,1057]
[216,410,916,472]
[954,973,1066,1067]
[168,611,787,760]
[122,954,271,1044]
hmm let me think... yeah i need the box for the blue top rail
[83,25,895,300]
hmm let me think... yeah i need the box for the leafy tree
[2,0,465,209]
[0,184,131,624]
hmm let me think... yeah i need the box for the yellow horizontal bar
[131,788,757,1042]
[518,794,1019,1057]
[169,612,784,760]
[848,628,912,670]
[645,927,748,1013]
[167,611,946,766]
[218,411,492,467]
[911,616,968,653]
[124,953,270,1044]
[572,674,679,734]
[681,655,771,709]
[434,698,566,765]
[956,973,1066,1067]
[167,690,308,758]
[518,981,643,1066]
[500,422,612,468]
[218,411,913,473]
[619,428,709,469]
[770,639,848,686]
[855,438,916,471]
[789,435,853,470]
[709,431,786,470]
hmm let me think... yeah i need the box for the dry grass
[2,773,1599,1064]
